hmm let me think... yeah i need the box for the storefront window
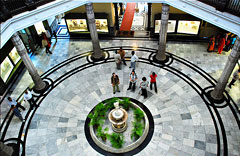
[9,47,21,64]
[95,19,108,33]
[66,19,88,32]
[1,57,14,82]
[34,22,46,35]
[155,20,176,33]
[177,21,200,35]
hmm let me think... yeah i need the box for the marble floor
[0,39,239,156]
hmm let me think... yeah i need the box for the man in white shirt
[7,97,26,111]
[24,90,37,109]
[114,50,121,69]
[129,51,138,70]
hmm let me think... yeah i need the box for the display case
[177,20,200,35]
[1,57,14,82]
[95,19,108,33]
[66,19,88,32]
[9,47,21,64]
[154,20,176,33]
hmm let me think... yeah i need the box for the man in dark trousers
[111,73,120,94]
[7,97,26,111]
[118,47,127,65]
[228,69,240,88]
[24,90,37,109]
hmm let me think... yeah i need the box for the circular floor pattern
[84,97,154,156]
[1,47,239,156]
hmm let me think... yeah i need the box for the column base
[33,81,50,94]
[206,90,225,104]
[91,52,106,62]
[152,55,169,64]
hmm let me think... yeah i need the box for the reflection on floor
[0,39,239,156]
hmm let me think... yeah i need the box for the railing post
[25,0,36,10]
[215,0,230,12]
[0,0,12,22]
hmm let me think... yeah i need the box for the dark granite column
[147,3,152,31]
[114,3,119,30]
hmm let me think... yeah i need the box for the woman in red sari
[207,35,215,52]
[218,35,226,54]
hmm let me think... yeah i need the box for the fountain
[108,102,128,133]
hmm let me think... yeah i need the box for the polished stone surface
[0,39,239,156]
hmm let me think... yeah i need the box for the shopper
[53,31,57,42]
[12,106,25,122]
[207,35,215,52]
[111,73,120,94]
[42,37,52,54]
[46,30,52,43]
[150,72,158,93]
[228,69,240,88]
[118,47,127,65]
[127,69,138,92]
[24,90,37,109]
[129,51,138,70]
[218,35,226,54]
[114,50,121,69]
[140,77,149,99]
[7,97,26,111]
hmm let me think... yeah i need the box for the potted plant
[96,126,109,141]
[133,108,144,122]
[120,98,131,111]
[131,121,144,140]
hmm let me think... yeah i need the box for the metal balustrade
[0,0,55,23]
[198,0,240,16]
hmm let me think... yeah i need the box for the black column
[147,3,152,31]
[114,3,119,30]
[0,78,6,95]
[119,3,123,15]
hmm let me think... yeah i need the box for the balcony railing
[0,0,55,23]
[198,0,240,16]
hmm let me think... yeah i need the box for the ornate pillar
[85,3,103,60]
[119,3,123,15]
[156,4,169,62]
[147,3,152,31]
[11,32,47,92]
[114,3,119,30]
[211,36,240,100]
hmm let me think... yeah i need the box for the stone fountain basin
[89,102,149,153]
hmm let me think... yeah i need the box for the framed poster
[177,20,200,35]
[9,47,21,64]
[155,20,176,33]
[1,57,14,82]
[95,19,108,33]
[66,19,88,32]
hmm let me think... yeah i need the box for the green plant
[95,102,107,116]
[96,126,109,141]
[131,121,144,140]
[133,108,144,122]
[108,133,124,149]
[105,97,119,105]
[119,98,131,110]
[88,112,104,127]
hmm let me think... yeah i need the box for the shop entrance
[118,3,149,37]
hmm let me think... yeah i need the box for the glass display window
[9,47,21,64]
[34,22,46,35]
[155,20,176,33]
[66,19,88,32]
[95,19,108,33]
[177,20,200,35]
[1,57,14,82]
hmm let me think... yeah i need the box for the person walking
[24,90,37,109]
[118,47,127,65]
[228,69,240,88]
[53,31,57,42]
[129,51,138,70]
[111,73,120,94]
[114,50,121,69]
[207,35,215,52]
[7,97,26,111]
[127,70,138,92]
[150,72,157,93]
[140,77,149,99]
[11,106,25,122]
[218,34,226,54]
[42,37,52,54]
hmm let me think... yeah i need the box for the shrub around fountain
[88,97,146,150]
